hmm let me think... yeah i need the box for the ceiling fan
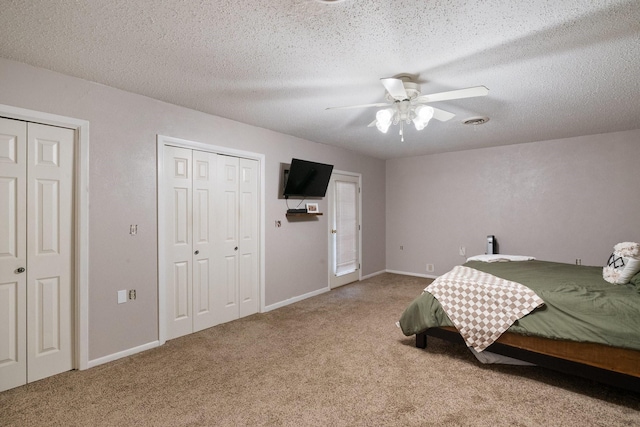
[326,76,489,141]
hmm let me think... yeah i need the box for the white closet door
[26,122,75,382]
[213,155,240,325]
[0,118,74,392]
[162,144,260,340]
[0,118,27,392]
[192,150,217,332]
[164,146,194,340]
[238,159,259,318]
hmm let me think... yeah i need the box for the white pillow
[466,254,536,263]
[603,242,640,285]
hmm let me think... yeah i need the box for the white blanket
[424,266,544,352]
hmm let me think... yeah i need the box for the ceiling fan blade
[326,102,389,110]
[414,86,489,103]
[380,78,408,100]
[432,108,456,122]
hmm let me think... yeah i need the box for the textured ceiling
[0,0,638,159]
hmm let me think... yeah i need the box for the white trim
[385,269,438,279]
[87,340,160,369]
[157,143,166,345]
[262,286,330,312]
[157,134,266,346]
[361,270,386,280]
[0,104,90,371]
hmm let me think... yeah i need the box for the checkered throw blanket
[425,266,545,352]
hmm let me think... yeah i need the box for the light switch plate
[117,290,127,304]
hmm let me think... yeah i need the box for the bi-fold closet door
[164,146,259,340]
[0,117,74,392]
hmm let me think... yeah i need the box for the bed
[398,259,640,392]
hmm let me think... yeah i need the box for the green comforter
[399,260,640,351]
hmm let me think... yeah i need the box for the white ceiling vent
[463,117,490,126]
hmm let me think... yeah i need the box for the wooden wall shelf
[285,212,323,217]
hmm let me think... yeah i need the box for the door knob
[15,267,26,274]
[234,247,238,251]
[194,250,199,255]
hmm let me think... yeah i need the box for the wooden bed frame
[417,327,640,393]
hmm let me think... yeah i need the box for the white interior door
[213,155,240,325]
[213,156,259,323]
[164,146,194,340]
[0,118,74,392]
[163,147,259,340]
[192,150,217,332]
[329,172,361,289]
[238,158,259,318]
[26,122,75,383]
[0,117,27,391]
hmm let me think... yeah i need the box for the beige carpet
[1,273,639,426]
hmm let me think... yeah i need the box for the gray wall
[0,57,386,361]
[386,129,640,276]
[5,54,638,364]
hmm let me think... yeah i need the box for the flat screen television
[283,158,334,198]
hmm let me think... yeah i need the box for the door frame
[0,103,91,370]
[156,135,265,346]
[327,170,362,289]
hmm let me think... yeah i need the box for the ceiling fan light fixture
[413,120,427,131]
[326,76,489,141]
[413,105,434,130]
[375,108,394,133]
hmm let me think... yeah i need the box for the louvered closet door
[0,118,74,392]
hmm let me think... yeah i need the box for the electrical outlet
[576,259,582,266]
[130,224,137,236]
[129,289,136,300]
[275,220,281,228]
[426,264,434,273]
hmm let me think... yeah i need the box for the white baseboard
[385,269,438,279]
[263,287,330,312]
[86,270,431,369]
[87,340,160,369]
[89,287,331,367]
[361,270,386,280]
